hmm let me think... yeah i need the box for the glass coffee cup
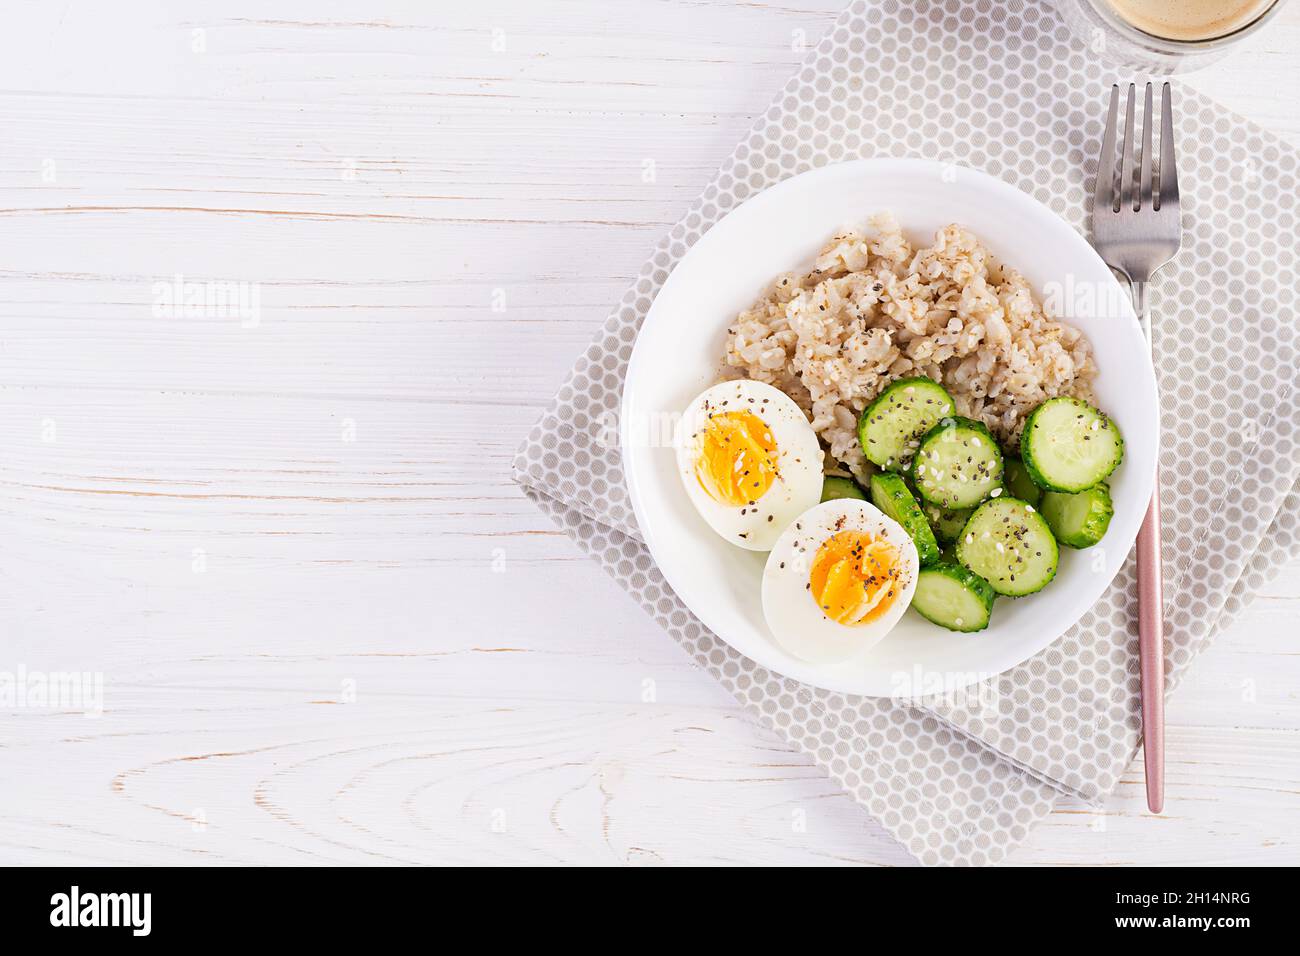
[1051,0,1290,73]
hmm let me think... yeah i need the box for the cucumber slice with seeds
[820,475,867,502]
[911,417,1004,509]
[910,561,996,632]
[955,498,1058,597]
[922,503,975,544]
[857,377,955,471]
[1040,482,1114,548]
[869,472,941,567]
[1020,397,1124,493]
[1003,458,1042,506]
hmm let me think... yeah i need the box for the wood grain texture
[0,0,1296,866]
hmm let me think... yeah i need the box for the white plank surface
[0,0,1297,866]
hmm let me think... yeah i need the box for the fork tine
[1158,81,1178,209]
[1139,82,1154,210]
[1095,85,1120,213]
[1119,83,1137,212]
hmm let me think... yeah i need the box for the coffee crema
[1105,0,1275,41]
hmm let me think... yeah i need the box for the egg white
[675,379,823,551]
[761,499,919,664]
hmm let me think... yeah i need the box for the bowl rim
[621,157,1158,697]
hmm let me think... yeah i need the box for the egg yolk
[809,531,902,626]
[694,410,778,507]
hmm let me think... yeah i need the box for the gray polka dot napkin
[513,0,1300,865]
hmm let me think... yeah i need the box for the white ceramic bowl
[622,159,1157,697]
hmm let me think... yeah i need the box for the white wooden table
[1,1,1297,866]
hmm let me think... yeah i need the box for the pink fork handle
[1137,484,1165,814]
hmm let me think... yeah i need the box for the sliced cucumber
[1040,482,1114,548]
[922,503,975,544]
[1003,457,1042,506]
[820,475,867,502]
[955,498,1058,597]
[857,376,955,471]
[1020,397,1124,493]
[911,417,1004,509]
[910,561,996,632]
[869,472,941,567]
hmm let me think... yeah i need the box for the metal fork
[1091,81,1182,814]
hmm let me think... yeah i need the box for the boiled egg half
[762,499,919,664]
[675,380,823,551]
